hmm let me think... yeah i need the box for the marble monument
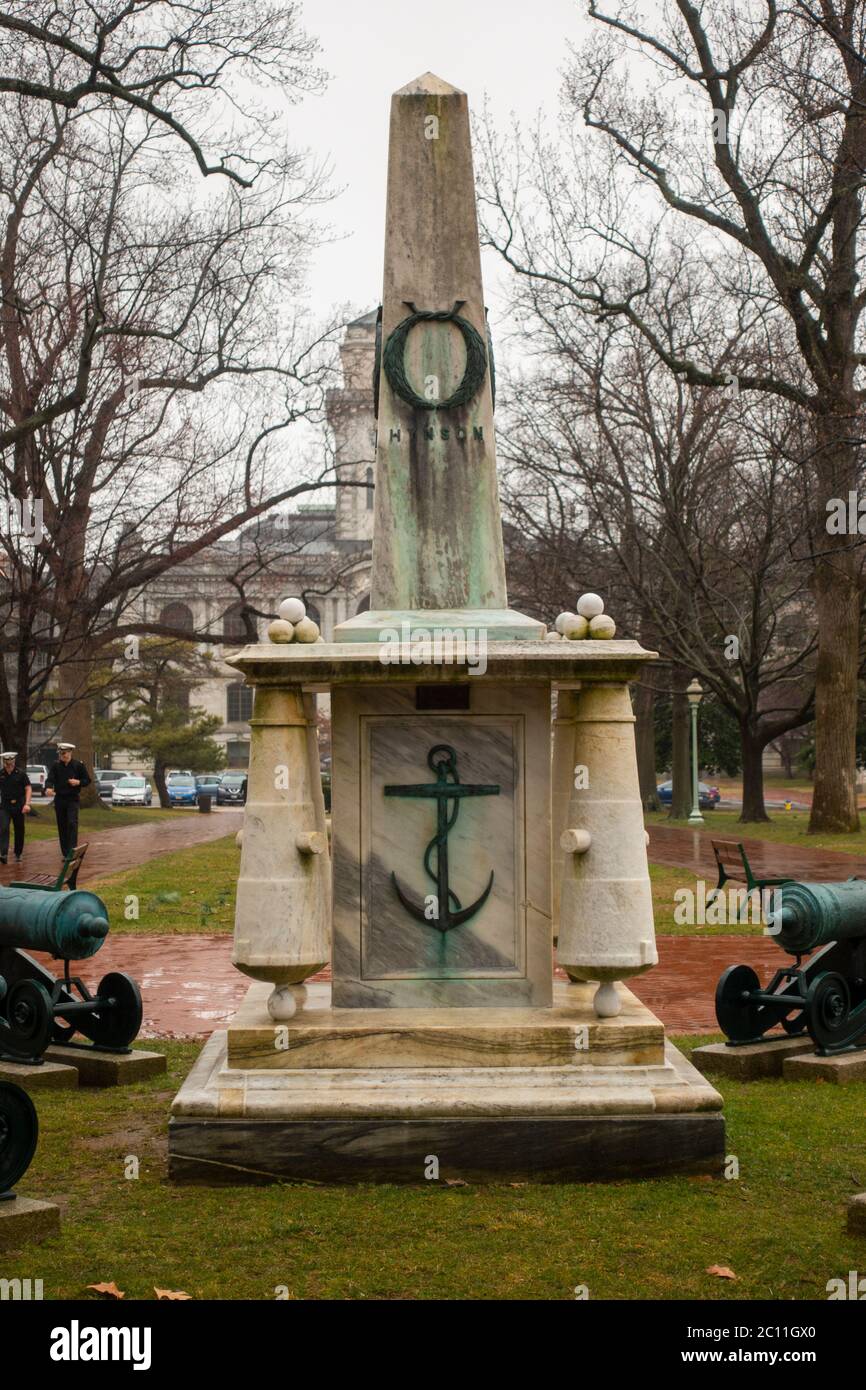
[169,74,723,1183]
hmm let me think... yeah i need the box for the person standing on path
[0,751,31,864]
[45,743,91,874]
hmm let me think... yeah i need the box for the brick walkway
[0,807,243,888]
[647,823,866,880]
[27,932,780,1039]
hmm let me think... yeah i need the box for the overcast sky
[301,0,588,327]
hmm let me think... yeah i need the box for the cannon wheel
[0,1081,38,1194]
[805,972,852,1052]
[76,973,143,1050]
[715,964,763,1041]
[5,979,54,1060]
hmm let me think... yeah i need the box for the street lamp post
[686,678,704,827]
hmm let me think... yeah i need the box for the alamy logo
[0,1277,43,1299]
[50,1321,152,1371]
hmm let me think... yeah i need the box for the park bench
[709,839,791,921]
[9,843,89,893]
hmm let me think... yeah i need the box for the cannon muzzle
[0,886,110,960]
[769,879,866,955]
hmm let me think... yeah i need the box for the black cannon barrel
[771,879,866,955]
[0,886,109,960]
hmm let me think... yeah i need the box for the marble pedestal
[169,981,724,1183]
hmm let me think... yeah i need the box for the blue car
[656,780,721,810]
[167,773,198,807]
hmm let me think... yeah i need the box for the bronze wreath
[382,301,488,411]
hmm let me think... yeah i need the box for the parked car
[27,764,48,796]
[216,773,247,806]
[656,780,721,810]
[195,774,223,796]
[166,773,198,807]
[111,775,153,807]
[95,769,132,798]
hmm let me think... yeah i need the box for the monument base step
[169,1025,723,1184]
[227,980,665,1070]
[333,606,545,643]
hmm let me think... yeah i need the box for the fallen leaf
[444,1178,468,1187]
[706,1265,737,1280]
[87,1281,125,1300]
[154,1288,192,1301]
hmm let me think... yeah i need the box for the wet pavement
[22,933,780,1038]
[0,808,243,887]
[647,823,866,880]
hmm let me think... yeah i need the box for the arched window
[160,602,194,632]
[227,682,253,723]
[356,592,370,615]
[222,604,248,642]
[365,466,374,511]
[305,601,321,628]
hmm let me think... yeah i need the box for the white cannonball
[267,984,307,1021]
[235,829,244,848]
[589,614,616,640]
[293,617,320,643]
[278,596,306,624]
[555,611,578,634]
[577,593,605,619]
[544,630,563,642]
[267,618,295,644]
[562,615,589,640]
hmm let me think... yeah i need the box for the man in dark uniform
[0,751,31,864]
[45,743,91,873]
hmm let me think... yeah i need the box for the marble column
[232,685,329,1019]
[557,682,657,1016]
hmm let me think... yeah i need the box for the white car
[27,764,48,795]
[111,775,153,807]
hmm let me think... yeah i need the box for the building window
[365,466,374,510]
[160,602,194,632]
[222,604,249,642]
[305,601,321,628]
[226,739,250,769]
[227,682,253,723]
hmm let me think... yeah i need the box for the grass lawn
[2,1036,862,1301]
[647,808,866,857]
[648,863,761,937]
[23,801,184,842]
[87,835,241,933]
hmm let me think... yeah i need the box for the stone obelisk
[335,73,542,640]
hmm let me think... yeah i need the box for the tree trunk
[633,675,660,810]
[809,415,861,833]
[670,669,692,818]
[739,726,770,823]
[153,757,170,809]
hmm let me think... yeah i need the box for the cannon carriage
[0,1081,38,1198]
[716,870,866,1055]
[0,882,142,1064]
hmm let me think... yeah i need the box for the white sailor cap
[0,750,17,760]
[56,742,76,751]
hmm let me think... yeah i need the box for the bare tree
[0,42,342,769]
[480,0,866,832]
[494,268,818,822]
